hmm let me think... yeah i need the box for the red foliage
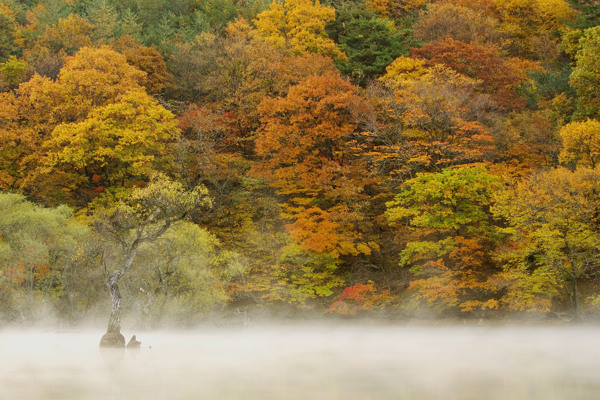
[327,282,391,315]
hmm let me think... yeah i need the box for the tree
[48,46,146,120]
[0,56,29,91]
[327,281,391,315]
[38,90,180,206]
[559,119,600,168]
[412,1,501,45]
[258,243,345,307]
[492,167,600,318]
[494,109,562,172]
[567,0,600,30]
[570,26,600,120]
[0,193,92,323]
[174,105,253,251]
[117,8,143,42]
[22,13,94,78]
[375,57,495,173]
[493,0,575,58]
[94,174,210,345]
[0,5,18,63]
[326,1,411,82]
[111,35,171,94]
[254,0,346,60]
[363,0,427,20]
[411,37,538,110]
[134,221,241,327]
[0,46,147,202]
[252,72,375,257]
[386,167,503,312]
[88,0,119,44]
[168,18,335,129]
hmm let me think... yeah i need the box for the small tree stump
[126,335,141,349]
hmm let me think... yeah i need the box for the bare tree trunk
[106,272,123,334]
[100,245,140,348]
[100,271,126,348]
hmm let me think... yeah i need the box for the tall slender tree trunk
[106,272,123,334]
[99,244,140,347]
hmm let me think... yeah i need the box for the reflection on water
[1,324,599,400]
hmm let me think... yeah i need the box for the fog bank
[1,324,599,399]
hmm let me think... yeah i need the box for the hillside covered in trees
[1,0,600,327]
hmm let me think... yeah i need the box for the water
[1,324,599,399]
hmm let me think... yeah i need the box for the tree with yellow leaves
[39,90,180,206]
[254,0,345,60]
[493,167,600,319]
[0,46,149,204]
[559,119,600,169]
[493,0,575,58]
[375,56,495,173]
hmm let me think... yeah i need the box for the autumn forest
[1,0,600,328]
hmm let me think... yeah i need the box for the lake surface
[1,323,599,399]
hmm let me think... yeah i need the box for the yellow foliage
[365,0,427,18]
[559,119,600,168]
[254,0,345,60]
[494,0,574,31]
[379,56,427,87]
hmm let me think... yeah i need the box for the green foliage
[570,26,600,119]
[0,56,28,89]
[117,8,143,42]
[133,221,239,326]
[91,172,211,332]
[327,1,411,82]
[567,0,600,30]
[0,8,17,62]
[386,166,502,233]
[265,243,344,307]
[88,0,119,44]
[518,65,576,109]
[386,167,503,312]
[197,0,238,31]
[0,192,94,322]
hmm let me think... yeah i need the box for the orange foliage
[111,35,171,94]
[253,72,362,199]
[411,37,539,110]
[252,72,376,257]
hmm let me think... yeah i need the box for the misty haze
[2,323,600,400]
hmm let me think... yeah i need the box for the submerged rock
[99,332,125,348]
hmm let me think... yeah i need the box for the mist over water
[1,324,599,400]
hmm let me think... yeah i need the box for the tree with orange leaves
[368,56,495,180]
[253,72,376,258]
[411,37,539,110]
